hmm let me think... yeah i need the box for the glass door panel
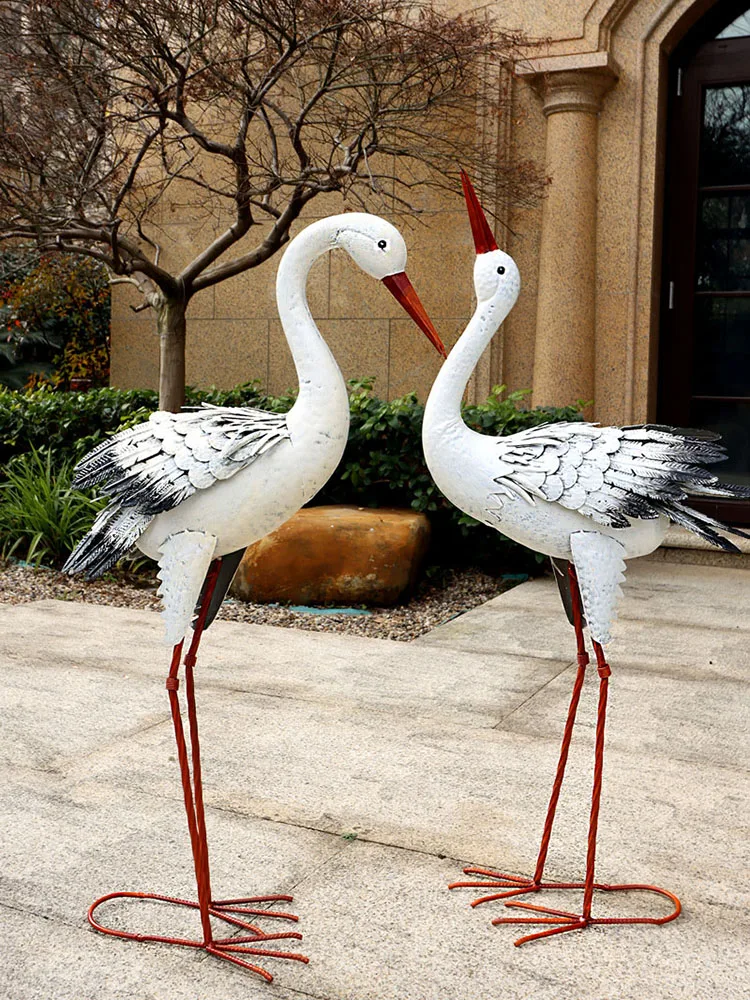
[691,81,750,486]
[700,85,750,184]
[717,9,750,38]
[689,399,750,484]
[692,298,750,397]
[697,194,750,291]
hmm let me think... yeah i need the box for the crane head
[334,214,446,358]
[460,170,521,307]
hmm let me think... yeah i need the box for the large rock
[230,505,431,607]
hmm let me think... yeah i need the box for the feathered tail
[657,491,750,552]
[63,503,151,580]
[628,424,750,552]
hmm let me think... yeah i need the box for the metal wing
[73,404,291,515]
[493,421,737,531]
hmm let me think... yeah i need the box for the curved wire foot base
[88,890,309,981]
[449,867,681,946]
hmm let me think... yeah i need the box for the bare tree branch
[0,0,544,408]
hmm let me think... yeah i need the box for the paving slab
[0,761,343,930]
[47,676,749,908]
[0,658,168,771]
[0,906,299,1000]
[418,560,750,679]
[501,656,750,768]
[1,600,565,730]
[278,838,750,1000]
[1,560,749,1000]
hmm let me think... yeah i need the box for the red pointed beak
[382,271,447,359]
[460,169,498,255]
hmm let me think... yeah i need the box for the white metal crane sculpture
[64,213,445,979]
[423,172,749,945]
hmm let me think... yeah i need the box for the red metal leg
[449,566,589,904]
[534,567,590,886]
[88,558,309,981]
[582,639,610,921]
[181,560,221,945]
[450,567,681,945]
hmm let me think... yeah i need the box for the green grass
[0,448,104,568]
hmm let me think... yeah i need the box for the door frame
[659,23,750,524]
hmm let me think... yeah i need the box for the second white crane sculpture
[423,172,749,945]
[64,213,445,980]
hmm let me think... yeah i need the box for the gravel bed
[0,562,517,641]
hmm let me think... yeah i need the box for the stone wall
[110,0,718,422]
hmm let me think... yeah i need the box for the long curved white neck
[424,297,511,434]
[276,219,347,417]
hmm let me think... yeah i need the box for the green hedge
[0,386,158,465]
[0,382,581,571]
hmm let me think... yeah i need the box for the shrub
[0,382,296,466]
[0,385,161,466]
[0,253,110,390]
[0,382,581,572]
[0,449,105,568]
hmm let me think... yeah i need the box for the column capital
[516,51,618,117]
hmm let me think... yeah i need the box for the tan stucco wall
[110,179,479,403]
[110,0,721,420]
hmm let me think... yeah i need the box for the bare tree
[0,0,542,410]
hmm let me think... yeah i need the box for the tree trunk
[156,295,188,412]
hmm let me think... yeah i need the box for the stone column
[517,53,617,412]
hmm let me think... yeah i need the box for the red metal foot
[448,866,543,905]
[449,869,681,946]
[88,890,309,982]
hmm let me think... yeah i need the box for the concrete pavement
[0,561,748,999]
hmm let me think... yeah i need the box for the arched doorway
[659,2,750,523]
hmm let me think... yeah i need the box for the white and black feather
[62,503,152,580]
[494,422,750,551]
[63,404,290,579]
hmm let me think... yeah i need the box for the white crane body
[423,174,748,644]
[138,220,352,562]
[65,213,444,644]
[136,409,348,563]
[424,417,668,562]
[442,173,746,945]
[62,210,445,978]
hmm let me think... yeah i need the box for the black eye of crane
[497,266,505,275]
[378,240,387,250]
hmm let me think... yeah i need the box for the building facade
[110,0,750,518]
